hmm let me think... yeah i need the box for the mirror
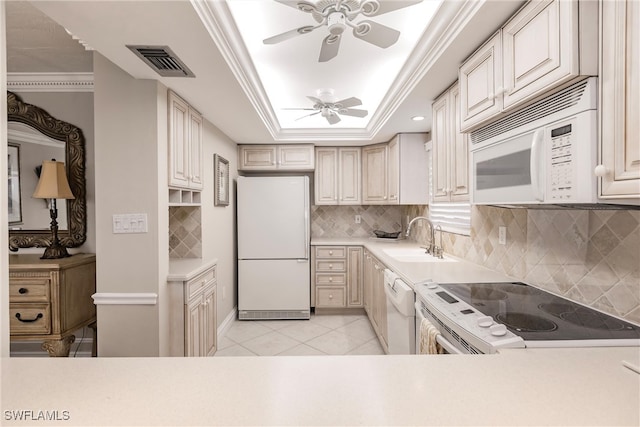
[7,91,87,251]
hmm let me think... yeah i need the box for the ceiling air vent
[126,45,195,78]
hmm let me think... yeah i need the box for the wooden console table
[9,253,97,357]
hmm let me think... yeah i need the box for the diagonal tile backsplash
[169,206,202,258]
[311,205,403,238]
[405,205,640,324]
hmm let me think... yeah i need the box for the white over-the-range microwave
[470,77,608,207]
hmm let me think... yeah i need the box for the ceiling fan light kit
[265,0,423,62]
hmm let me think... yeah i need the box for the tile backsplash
[169,206,202,258]
[311,205,403,238]
[405,205,640,323]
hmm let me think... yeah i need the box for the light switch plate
[113,213,148,234]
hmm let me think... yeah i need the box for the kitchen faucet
[405,216,435,255]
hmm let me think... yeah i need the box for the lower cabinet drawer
[9,279,50,302]
[315,260,346,272]
[185,267,216,300]
[315,273,346,286]
[10,304,51,335]
[316,287,346,308]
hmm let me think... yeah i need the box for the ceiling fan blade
[326,112,341,125]
[319,34,341,62]
[306,96,324,105]
[263,25,317,45]
[339,108,368,118]
[295,111,322,121]
[282,107,316,110]
[352,20,400,48]
[273,0,318,13]
[334,97,362,108]
[359,0,423,17]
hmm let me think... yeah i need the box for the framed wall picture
[8,143,22,224]
[214,154,229,206]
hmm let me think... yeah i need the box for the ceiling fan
[285,94,368,125]
[264,0,423,62]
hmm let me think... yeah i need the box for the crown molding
[7,72,94,92]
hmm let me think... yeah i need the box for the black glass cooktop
[439,282,640,341]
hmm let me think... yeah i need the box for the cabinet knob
[329,277,333,282]
[329,294,333,299]
[594,164,608,177]
[329,251,333,255]
[18,288,28,294]
[329,264,333,269]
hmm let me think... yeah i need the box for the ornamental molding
[7,72,94,92]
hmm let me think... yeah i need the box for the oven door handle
[415,302,463,355]
[436,335,463,355]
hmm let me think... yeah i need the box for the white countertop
[312,237,513,287]
[167,257,217,281]
[2,347,638,426]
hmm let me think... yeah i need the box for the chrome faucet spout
[405,216,435,254]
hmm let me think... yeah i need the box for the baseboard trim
[92,292,158,305]
[217,306,237,340]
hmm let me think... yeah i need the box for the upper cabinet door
[450,84,469,201]
[239,146,277,170]
[459,31,503,132]
[314,148,338,205]
[387,136,399,204]
[168,91,190,188]
[188,108,203,190]
[338,148,361,205]
[431,91,450,202]
[278,145,315,170]
[362,144,388,204]
[599,0,640,200]
[502,0,574,110]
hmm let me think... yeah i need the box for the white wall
[200,121,238,328]
[93,53,166,356]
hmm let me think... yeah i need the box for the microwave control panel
[549,124,574,200]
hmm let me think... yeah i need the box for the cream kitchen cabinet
[168,90,203,192]
[363,249,388,353]
[314,147,361,205]
[362,143,388,204]
[168,264,217,357]
[312,246,362,309]
[362,135,429,205]
[460,0,598,132]
[387,133,430,204]
[432,82,469,202]
[597,0,640,202]
[238,144,314,171]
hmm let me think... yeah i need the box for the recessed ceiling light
[412,116,425,121]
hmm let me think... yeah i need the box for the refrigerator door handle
[304,178,310,260]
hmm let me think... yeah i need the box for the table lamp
[32,159,75,259]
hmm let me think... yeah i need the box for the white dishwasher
[384,269,416,354]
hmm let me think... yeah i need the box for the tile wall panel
[169,206,202,258]
[405,205,640,323]
[311,205,403,238]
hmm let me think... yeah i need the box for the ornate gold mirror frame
[7,91,87,251]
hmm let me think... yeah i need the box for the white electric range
[415,281,640,354]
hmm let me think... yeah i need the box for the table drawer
[315,260,346,272]
[316,287,346,308]
[315,273,347,286]
[10,303,51,335]
[9,279,50,302]
[185,267,216,300]
[315,247,346,259]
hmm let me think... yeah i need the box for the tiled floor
[215,313,385,356]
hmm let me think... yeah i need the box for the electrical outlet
[355,215,361,224]
[498,226,507,245]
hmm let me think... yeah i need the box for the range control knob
[490,324,507,337]
[477,316,493,328]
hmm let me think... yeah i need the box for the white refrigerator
[237,176,310,320]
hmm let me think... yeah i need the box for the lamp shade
[32,160,75,200]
